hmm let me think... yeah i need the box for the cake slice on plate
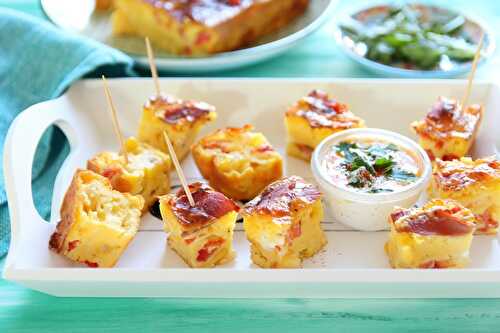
[112,0,310,55]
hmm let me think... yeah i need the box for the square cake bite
[137,94,216,161]
[411,96,483,161]
[285,90,365,161]
[159,182,239,268]
[385,199,476,269]
[112,0,310,55]
[430,156,500,234]
[242,176,326,268]
[87,136,171,212]
[49,170,144,268]
[191,125,283,201]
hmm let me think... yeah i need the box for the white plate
[40,0,337,73]
[3,78,500,298]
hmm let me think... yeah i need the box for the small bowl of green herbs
[334,3,495,77]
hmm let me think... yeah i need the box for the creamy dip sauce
[322,139,420,193]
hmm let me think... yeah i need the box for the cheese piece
[285,90,365,161]
[411,96,482,161]
[242,176,326,268]
[430,156,500,234]
[159,182,239,268]
[88,136,171,212]
[385,199,475,269]
[192,124,283,201]
[137,94,216,161]
[49,170,144,268]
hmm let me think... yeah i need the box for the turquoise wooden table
[2,1,500,332]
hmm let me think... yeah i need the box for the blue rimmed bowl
[334,3,496,78]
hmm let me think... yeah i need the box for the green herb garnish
[334,141,417,192]
[351,153,376,175]
[388,168,418,182]
[374,157,394,172]
[337,142,357,161]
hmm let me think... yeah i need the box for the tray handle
[3,98,77,257]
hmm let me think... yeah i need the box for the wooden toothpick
[145,37,161,96]
[163,131,195,206]
[102,75,128,163]
[461,33,484,109]
[145,38,194,206]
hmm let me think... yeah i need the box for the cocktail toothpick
[163,131,195,206]
[102,75,128,163]
[145,38,195,206]
[460,32,484,109]
[145,37,161,96]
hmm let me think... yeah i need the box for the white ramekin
[311,128,432,231]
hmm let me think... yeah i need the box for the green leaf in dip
[388,168,418,182]
[331,140,418,193]
[374,157,394,172]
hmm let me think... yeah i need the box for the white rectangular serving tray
[3,78,500,298]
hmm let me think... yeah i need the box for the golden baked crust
[191,124,283,201]
[385,199,475,269]
[137,94,216,161]
[242,176,326,268]
[285,90,365,160]
[49,170,144,268]
[112,0,310,55]
[411,97,482,161]
[87,136,171,212]
[430,156,500,234]
[159,182,239,268]
[95,0,114,10]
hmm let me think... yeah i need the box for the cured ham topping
[170,182,239,228]
[434,157,500,191]
[146,94,215,124]
[244,176,321,220]
[389,209,409,223]
[287,90,362,129]
[414,96,482,141]
[396,208,473,236]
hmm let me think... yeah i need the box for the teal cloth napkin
[0,8,135,258]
